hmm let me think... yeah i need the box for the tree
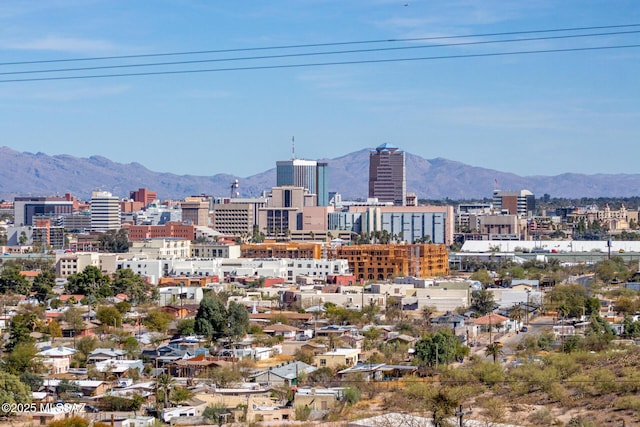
[0,371,32,417]
[4,342,41,375]
[156,373,175,408]
[144,308,172,333]
[227,301,249,339]
[96,305,122,329]
[177,318,196,336]
[20,371,43,392]
[97,229,131,253]
[509,306,525,324]
[485,343,504,363]
[65,265,112,298]
[7,313,37,352]
[31,269,56,302]
[170,386,195,406]
[112,268,154,304]
[75,336,98,364]
[201,366,242,388]
[47,320,63,342]
[471,289,496,315]
[195,297,227,339]
[425,387,458,427]
[203,403,230,426]
[63,307,86,342]
[470,269,493,286]
[414,329,467,368]
[0,267,31,295]
[421,305,436,327]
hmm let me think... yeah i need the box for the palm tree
[157,373,175,409]
[485,343,504,363]
[509,306,525,329]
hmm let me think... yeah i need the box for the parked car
[520,326,528,332]
[85,405,99,413]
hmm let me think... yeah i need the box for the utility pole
[455,405,472,427]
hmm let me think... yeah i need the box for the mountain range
[0,146,637,201]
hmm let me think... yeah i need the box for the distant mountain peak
[0,147,637,201]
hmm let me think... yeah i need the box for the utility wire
[1,29,638,76]
[0,22,639,66]
[0,43,638,84]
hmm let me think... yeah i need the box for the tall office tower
[492,189,536,216]
[90,191,121,232]
[368,143,406,206]
[276,159,329,206]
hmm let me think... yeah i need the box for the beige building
[55,252,119,277]
[212,198,267,237]
[191,242,241,259]
[313,348,360,369]
[129,238,191,258]
[181,197,210,226]
[257,186,316,239]
[471,214,529,240]
[295,387,343,412]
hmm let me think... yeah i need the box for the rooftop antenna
[291,136,295,160]
[230,179,239,199]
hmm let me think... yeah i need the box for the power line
[0,22,639,67]
[1,29,638,77]
[0,43,638,84]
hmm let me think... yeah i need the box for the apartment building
[241,242,323,259]
[328,243,448,280]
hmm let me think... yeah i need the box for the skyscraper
[90,191,121,232]
[276,159,329,206]
[368,143,406,206]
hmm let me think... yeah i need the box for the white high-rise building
[90,191,121,231]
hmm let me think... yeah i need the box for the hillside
[1,146,639,201]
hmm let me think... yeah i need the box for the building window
[320,359,327,366]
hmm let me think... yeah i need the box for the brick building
[124,221,195,241]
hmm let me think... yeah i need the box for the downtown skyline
[0,1,638,179]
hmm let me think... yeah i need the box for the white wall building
[90,191,121,232]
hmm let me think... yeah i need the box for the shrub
[614,396,640,411]
[295,405,312,421]
[527,408,554,425]
[343,387,361,405]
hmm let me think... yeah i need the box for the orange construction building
[241,242,323,259]
[328,244,448,280]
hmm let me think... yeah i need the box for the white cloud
[28,85,130,101]
[3,35,117,54]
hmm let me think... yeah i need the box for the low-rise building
[313,348,360,369]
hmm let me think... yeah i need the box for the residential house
[262,323,299,340]
[95,359,144,378]
[88,348,127,363]
[169,354,232,378]
[294,387,344,412]
[36,346,78,375]
[313,348,360,369]
[41,379,108,397]
[337,363,417,382]
[251,361,317,386]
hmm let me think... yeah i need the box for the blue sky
[0,0,638,178]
